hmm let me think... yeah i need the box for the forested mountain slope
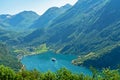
[0,43,22,70]
[23,0,120,68]
[30,4,72,29]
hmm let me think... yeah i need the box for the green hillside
[0,42,22,71]
[30,4,72,29]
[22,0,120,68]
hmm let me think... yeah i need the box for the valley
[0,0,120,74]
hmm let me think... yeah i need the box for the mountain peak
[61,4,72,9]
[45,7,60,13]
[30,4,72,29]
[0,14,12,20]
[17,10,39,16]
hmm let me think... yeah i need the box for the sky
[0,0,78,15]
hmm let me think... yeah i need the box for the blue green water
[21,52,91,75]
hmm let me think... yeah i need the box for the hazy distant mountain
[23,0,120,68]
[0,14,12,21]
[0,14,12,29]
[30,4,72,29]
[8,11,39,30]
[0,11,39,44]
[0,4,72,45]
[0,11,39,31]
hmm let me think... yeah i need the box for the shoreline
[17,52,37,61]
[18,51,51,61]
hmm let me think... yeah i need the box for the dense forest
[0,65,120,80]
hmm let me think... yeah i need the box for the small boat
[51,58,56,62]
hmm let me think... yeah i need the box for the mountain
[24,0,110,53]
[0,14,12,22]
[0,11,39,45]
[0,42,22,70]
[0,14,12,29]
[72,0,120,68]
[23,0,120,68]
[0,0,120,69]
[0,29,10,42]
[8,11,39,30]
[0,11,39,31]
[30,4,72,29]
[73,44,120,69]
[0,4,71,44]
